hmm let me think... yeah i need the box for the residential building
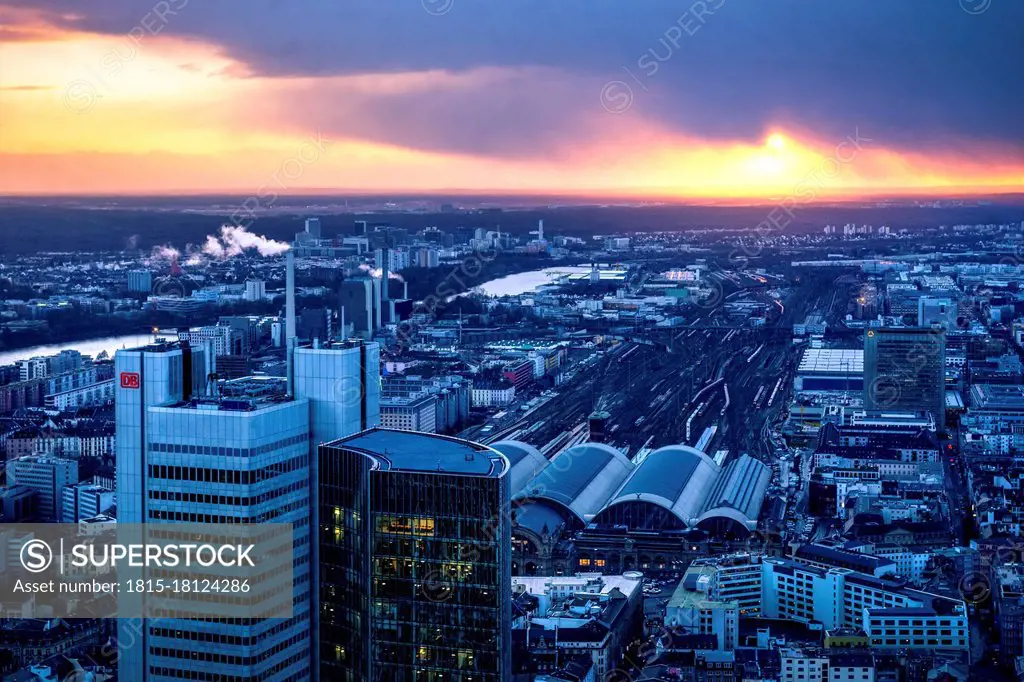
[472,381,516,407]
[918,297,956,329]
[0,486,39,521]
[177,325,241,357]
[127,270,153,293]
[379,393,437,432]
[244,279,266,301]
[993,564,1024,660]
[6,455,78,520]
[18,357,48,382]
[60,482,115,523]
[381,375,471,433]
[512,573,643,679]
[413,248,440,268]
[375,248,410,273]
[780,649,875,682]
[503,360,535,390]
[761,557,969,652]
[665,565,739,651]
[44,378,115,409]
[671,554,969,655]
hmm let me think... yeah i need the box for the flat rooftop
[328,428,508,477]
[163,394,298,412]
[123,339,192,354]
[511,573,642,598]
[970,383,1024,410]
[296,339,370,352]
[667,565,736,610]
[798,348,864,374]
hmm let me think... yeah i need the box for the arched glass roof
[698,454,771,529]
[602,445,721,524]
[518,442,634,523]
[492,440,549,495]
[499,439,770,534]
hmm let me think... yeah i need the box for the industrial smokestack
[286,251,296,395]
[381,250,389,302]
[286,251,296,340]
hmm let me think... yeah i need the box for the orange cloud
[0,6,77,42]
[0,18,1022,199]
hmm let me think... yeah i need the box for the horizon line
[2,187,1023,205]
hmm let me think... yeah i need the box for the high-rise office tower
[305,217,322,240]
[373,252,398,325]
[115,252,383,681]
[293,339,381,446]
[864,326,946,422]
[115,344,313,681]
[339,279,379,338]
[115,340,208,525]
[318,429,512,680]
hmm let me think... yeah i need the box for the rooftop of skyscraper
[327,428,509,477]
[163,376,296,412]
[219,376,288,398]
[165,395,299,412]
[123,338,192,354]
[295,339,371,351]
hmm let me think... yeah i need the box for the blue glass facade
[319,429,511,681]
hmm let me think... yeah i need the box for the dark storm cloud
[9,0,1024,154]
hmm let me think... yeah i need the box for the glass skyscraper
[115,337,385,681]
[864,326,946,423]
[318,429,512,681]
[115,342,312,681]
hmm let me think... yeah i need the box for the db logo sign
[120,372,141,389]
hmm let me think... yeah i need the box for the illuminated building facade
[318,429,511,681]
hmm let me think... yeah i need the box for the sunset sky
[1,0,1022,199]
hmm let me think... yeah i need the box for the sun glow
[1,15,1023,197]
[766,133,786,151]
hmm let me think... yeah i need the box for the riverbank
[0,261,584,364]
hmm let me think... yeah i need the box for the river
[1,267,595,364]
[0,334,160,366]
[473,266,595,297]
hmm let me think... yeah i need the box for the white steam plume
[201,225,290,259]
[183,244,207,267]
[147,245,181,265]
[357,264,405,282]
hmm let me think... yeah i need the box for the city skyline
[3,2,1024,679]
[2,215,1024,679]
